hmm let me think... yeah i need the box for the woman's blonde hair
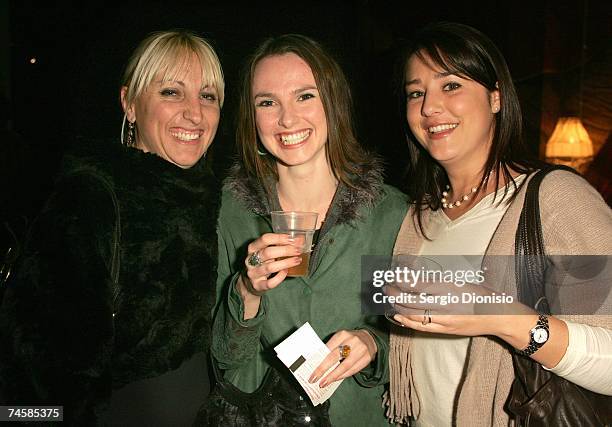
[120,30,224,144]
[121,30,224,107]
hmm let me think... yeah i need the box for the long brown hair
[237,34,369,190]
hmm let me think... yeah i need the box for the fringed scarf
[384,211,424,424]
[387,326,419,423]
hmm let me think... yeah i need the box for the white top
[412,184,518,427]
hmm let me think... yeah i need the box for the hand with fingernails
[384,274,533,337]
[307,329,377,388]
[240,233,303,297]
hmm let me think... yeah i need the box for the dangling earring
[121,115,136,146]
[126,121,135,146]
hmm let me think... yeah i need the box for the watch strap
[517,314,549,357]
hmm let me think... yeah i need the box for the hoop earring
[256,142,268,156]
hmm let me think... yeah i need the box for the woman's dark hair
[236,34,369,191]
[400,22,543,234]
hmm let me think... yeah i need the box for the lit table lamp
[545,117,594,172]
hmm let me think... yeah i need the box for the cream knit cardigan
[387,170,612,426]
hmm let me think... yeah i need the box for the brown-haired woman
[209,34,407,425]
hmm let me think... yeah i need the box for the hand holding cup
[270,211,318,277]
[242,211,318,296]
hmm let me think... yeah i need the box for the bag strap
[514,164,579,313]
[59,171,122,310]
[84,173,121,308]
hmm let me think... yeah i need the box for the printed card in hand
[274,322,343,406]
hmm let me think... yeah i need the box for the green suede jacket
[212,162,408,426]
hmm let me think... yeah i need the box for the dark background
[1,0,611,245]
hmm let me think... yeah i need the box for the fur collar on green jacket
[224,157,386,225]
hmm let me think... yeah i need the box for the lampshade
[545,117,594,158]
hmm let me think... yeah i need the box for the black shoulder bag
[508,165,612,426]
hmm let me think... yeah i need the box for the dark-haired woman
[385,22,612,426]
[210,34,407,425]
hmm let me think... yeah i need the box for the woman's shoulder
[51,139,118,207]
[220,178,266,219]
[380,183,409,201]
[362,184,409,230]
[373,184,409,211]
[219,182,245,212]
[537,168,607,208]
[533,167,612,255]
[539,167,588,186]
[58,138,128,185]
[27,171,119,261]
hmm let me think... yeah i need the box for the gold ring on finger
[339,344,351,361]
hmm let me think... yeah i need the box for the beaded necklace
[441,185,478,209]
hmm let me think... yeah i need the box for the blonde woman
[0,30,224,425]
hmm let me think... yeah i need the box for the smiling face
[252,53,328,169]
[405,52,500,172]
[121,54,220,168]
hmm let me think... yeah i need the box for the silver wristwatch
[518,314,549,357]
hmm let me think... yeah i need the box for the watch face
[533,328,549,344]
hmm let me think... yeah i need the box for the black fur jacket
[0,140,220,425]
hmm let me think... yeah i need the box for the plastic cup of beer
[270,211,318,277]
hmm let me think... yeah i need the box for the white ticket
[274,322,343,406]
